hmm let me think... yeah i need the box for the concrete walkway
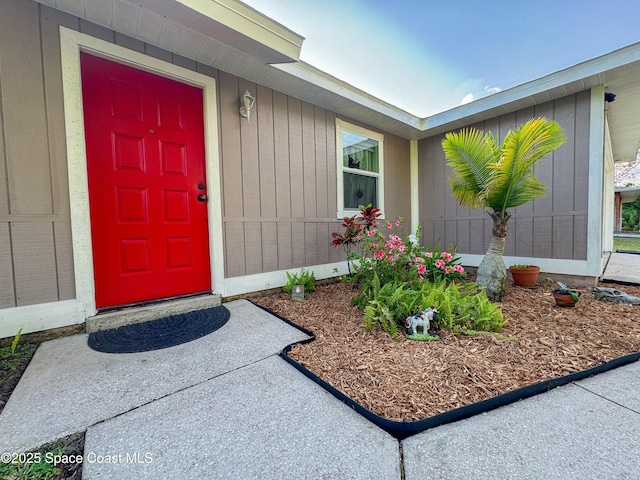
[602,252,640,284]
[1,300,639,479]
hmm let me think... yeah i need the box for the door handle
[197,194,207,202]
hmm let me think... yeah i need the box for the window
[336,119,384,218]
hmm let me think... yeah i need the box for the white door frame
[60,27,225,318]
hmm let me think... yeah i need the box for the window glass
[336,119,384,217]
[342,131,379,173]
[343,172,377,209]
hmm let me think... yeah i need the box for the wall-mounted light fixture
[605,92,616,103]
[239,90,255,121]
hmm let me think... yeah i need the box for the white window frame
[336,119,385,218]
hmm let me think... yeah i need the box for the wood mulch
[253,280,640,422]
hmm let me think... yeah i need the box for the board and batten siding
[418,91,591,261]
[219,73,342,278]
[0,0,77,309]
[0,0,412,312]
[218,76,412,278]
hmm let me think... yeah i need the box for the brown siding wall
[0,1,76,308]
[219,81,412,278]
[418,91,591,260]
[0,0,412,307]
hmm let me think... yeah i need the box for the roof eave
[176,0,304,63]
[36,0,303,65]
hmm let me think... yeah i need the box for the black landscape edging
[254,302,640,440]
[283,347,640,439]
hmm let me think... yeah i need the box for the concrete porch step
[86,294,222,333]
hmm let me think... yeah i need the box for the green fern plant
[282,268,316,299]
[360,277,506,338]
[364,301,398,338]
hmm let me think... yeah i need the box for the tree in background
[622,196,640,231]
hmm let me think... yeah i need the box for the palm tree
[441,117,566,301]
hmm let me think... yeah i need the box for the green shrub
[361,275,506,339]
[330,209,504,339]
[282,268,316,299]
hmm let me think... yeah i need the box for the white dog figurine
[405,307,437,335]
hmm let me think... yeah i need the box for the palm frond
[487,170,547,210]
[442,128,499,209]
[487,117,566,211]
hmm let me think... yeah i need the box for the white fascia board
[269,42,640,141]
[177,0,303,62]
[272,61,423,129]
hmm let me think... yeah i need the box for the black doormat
[88,306,230,354]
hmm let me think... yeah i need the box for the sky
[241,0,640,117]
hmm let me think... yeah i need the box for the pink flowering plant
[350,229,465,299]
[414,246,466,284]
[330,206,506,339]
[331,209,466,310]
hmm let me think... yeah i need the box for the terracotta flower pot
[552,290,581,307]
[509,265,540,287]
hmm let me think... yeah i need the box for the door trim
[60,27,224,318]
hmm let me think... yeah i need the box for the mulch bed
[254,280,640,422]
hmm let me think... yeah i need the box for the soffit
[263,46,640,164]
[615,187,640,203]
[36,0,303,67]
[601,62,640,163]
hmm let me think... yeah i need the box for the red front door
[81,53,211,308]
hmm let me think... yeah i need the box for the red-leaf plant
[331,204,382,255]
[330,216,361,254]
[359,204,382,231]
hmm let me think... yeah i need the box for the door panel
[81,53,211,308]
